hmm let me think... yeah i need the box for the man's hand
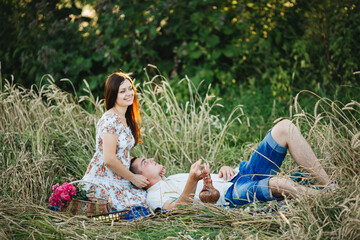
[162,159,210,210]
[189,159,209,182]
[218,166,237,181]
[163,159,209,210]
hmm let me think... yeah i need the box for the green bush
[1,0,359,103]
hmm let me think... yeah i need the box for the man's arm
[163,159,209,210]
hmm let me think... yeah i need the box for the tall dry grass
[0,75,101,203]
[133,68,247,174]
[0,73,359,239]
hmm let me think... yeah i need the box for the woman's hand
[131,174,149,188]
[218,166,237,181]
[160,166,166,177]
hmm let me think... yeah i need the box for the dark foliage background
[1,0,359,114]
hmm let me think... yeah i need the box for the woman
[82,72,148,211]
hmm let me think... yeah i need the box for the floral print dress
[82,112,147,211]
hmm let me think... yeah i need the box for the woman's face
[115,79,134,108]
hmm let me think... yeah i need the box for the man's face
[133,157,164,179]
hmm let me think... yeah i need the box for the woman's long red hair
[104,72,142,145]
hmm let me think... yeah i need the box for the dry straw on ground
[0,74,359,239]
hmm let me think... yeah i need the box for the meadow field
[0,73,359,239]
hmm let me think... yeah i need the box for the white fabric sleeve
[147,188,179,210]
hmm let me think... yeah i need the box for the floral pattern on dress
[82,112,147,211]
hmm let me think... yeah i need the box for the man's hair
[130,157,142,175]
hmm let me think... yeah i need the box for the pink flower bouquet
[48,181,108,216]
[49,183,77,207]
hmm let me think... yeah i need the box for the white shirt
[146,173,234,209]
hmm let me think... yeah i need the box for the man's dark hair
[130,157,142,175]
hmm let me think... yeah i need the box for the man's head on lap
[130,157,165,189]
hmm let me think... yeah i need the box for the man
[130,120,333,210]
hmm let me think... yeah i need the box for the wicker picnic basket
[60,180,115,217]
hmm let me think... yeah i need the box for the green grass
[0,73,359,239]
